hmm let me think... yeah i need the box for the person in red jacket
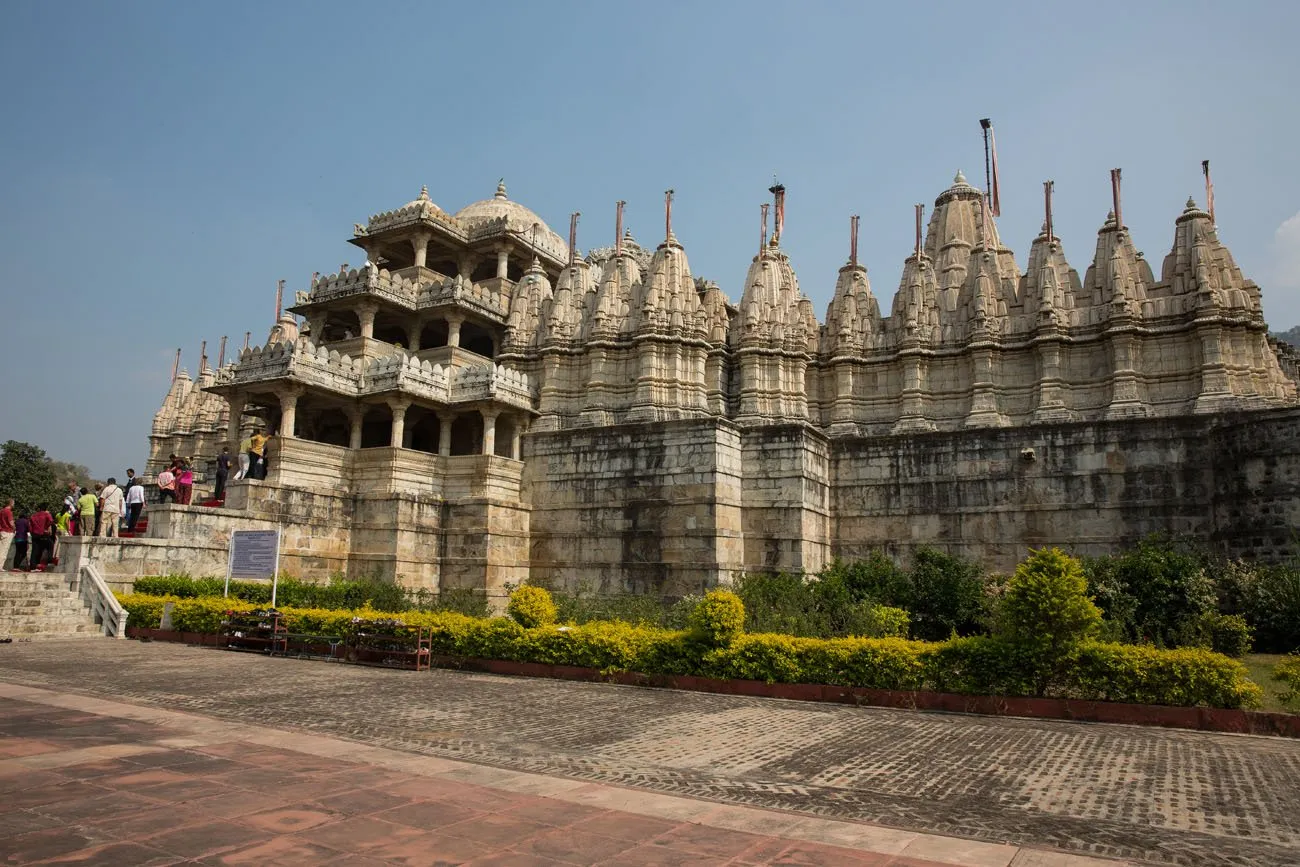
[0,498,14,570]
[27,504,55,572]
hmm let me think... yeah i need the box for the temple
[115,172,1300,602]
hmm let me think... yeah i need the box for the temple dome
[454,180,569,260]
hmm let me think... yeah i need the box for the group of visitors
[234,429,272,483]
[0,468,152,571]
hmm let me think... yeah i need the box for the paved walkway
[1,641,1297,866]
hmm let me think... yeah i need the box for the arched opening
[429,257,459,279]
[408,410,442,455]
[506,261,525,282]
[360,405,393,448]
[494,415,516,458]
[461,321,496,358]
[450,413,483,455]
[320,310,361,342]
[419,319,449,349]
[373,313,409,347]
[299,404,350,447]
[471,260,497,282]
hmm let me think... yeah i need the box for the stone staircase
[0,570,107,640]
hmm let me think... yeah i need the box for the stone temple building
[117,174,1300,601]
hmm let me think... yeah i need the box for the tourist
[99,478,124,537]
[76,487,97,536]
[233,434,252,480]
[92,483,104,535]
[125,481,145,531]
[176,459,194,505]
[157,464,176,503]
[0,498,14,570]
[248,429,268,481]
[260,434,275,480]
[214,446,230,501]
[63,483,78,529]
[27,504,54,571]
[55,504,72,539]
[11,512,29,571]
[124,467,137,489]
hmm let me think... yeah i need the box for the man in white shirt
[99,478,125,538]
[125,481,146,533]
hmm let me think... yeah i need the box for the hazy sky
[2,1,1298,478]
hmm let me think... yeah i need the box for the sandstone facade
[132,176,1300,600]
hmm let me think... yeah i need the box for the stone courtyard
[2,641,1297,866]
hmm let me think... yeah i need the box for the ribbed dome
[453,180,568,260]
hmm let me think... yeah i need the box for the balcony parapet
[298,266,420,309]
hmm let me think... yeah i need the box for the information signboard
[225,529,282,604]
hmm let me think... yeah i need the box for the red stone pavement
[0,682,1129,866]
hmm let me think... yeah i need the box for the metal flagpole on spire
[275,280,284,321]
[171,348,181,383]
[218,336,227,368]
[980,119,1001,217]
[664,189,674,241]
[849,215,860,267]
[1202,160,1216,225]
[768,180,785,246]
[199,340,207,374]
[1110,169,1123,231]
[1044,180,1055,245]
[615,201,625,255]
[760,203,769,253]
[243,332,251,351]
[914,204,924,261]
[568,213,580,265]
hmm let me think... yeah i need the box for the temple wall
[830,407,1300,572]
[523,419,745,596]
[739,425,830,574]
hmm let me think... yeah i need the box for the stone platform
[3,641,1299,865]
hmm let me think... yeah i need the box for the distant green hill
[1270,326,1300,345]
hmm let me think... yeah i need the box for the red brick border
[124,628,1300,738]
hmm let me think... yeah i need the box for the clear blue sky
[2,1,1298,479]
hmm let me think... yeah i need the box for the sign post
[225,529,282,605]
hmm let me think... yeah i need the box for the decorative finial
[418,185,430,201]
[496,178,507,199]
[954,170,967,185]
[1185,196,1198,210]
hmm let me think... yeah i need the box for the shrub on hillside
[506,585,558,629]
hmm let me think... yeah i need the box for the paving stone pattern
[2,641,1298,866]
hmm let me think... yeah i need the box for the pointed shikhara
[141,172,1300,596]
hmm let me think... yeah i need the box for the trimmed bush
[999,548,1100,657]
[506,585,558,629]
[1064,642,1261,709]
[907,547,988,640]
[688,590,745,647]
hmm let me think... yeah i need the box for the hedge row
[116,593,1263,709]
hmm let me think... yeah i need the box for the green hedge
[130,574,487,617]
[117,593,1263,709]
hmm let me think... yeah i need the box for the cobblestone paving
[2,641,1298,867]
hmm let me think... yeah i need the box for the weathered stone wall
[523,419,744,596]
[830,406,1300,572]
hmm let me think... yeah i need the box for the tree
[1000,548,1101,657]
[0,440,63,514]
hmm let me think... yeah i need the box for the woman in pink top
[176,461,194,505]
[157,466,176,503]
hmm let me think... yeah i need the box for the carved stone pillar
[496,245,510,280]
[348,407,364,450]
[277,387,302,439]
[482,409,499,456]
[411,231,431,269]
[225,392,246,452]
[388,397,411,448]
[438,412,453,457]
[306,314,326,342]
[446,313,464,348]
[458,253,479,283]
[510,416,523,460]
[357,302,378,340]
[407,316,424,352]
